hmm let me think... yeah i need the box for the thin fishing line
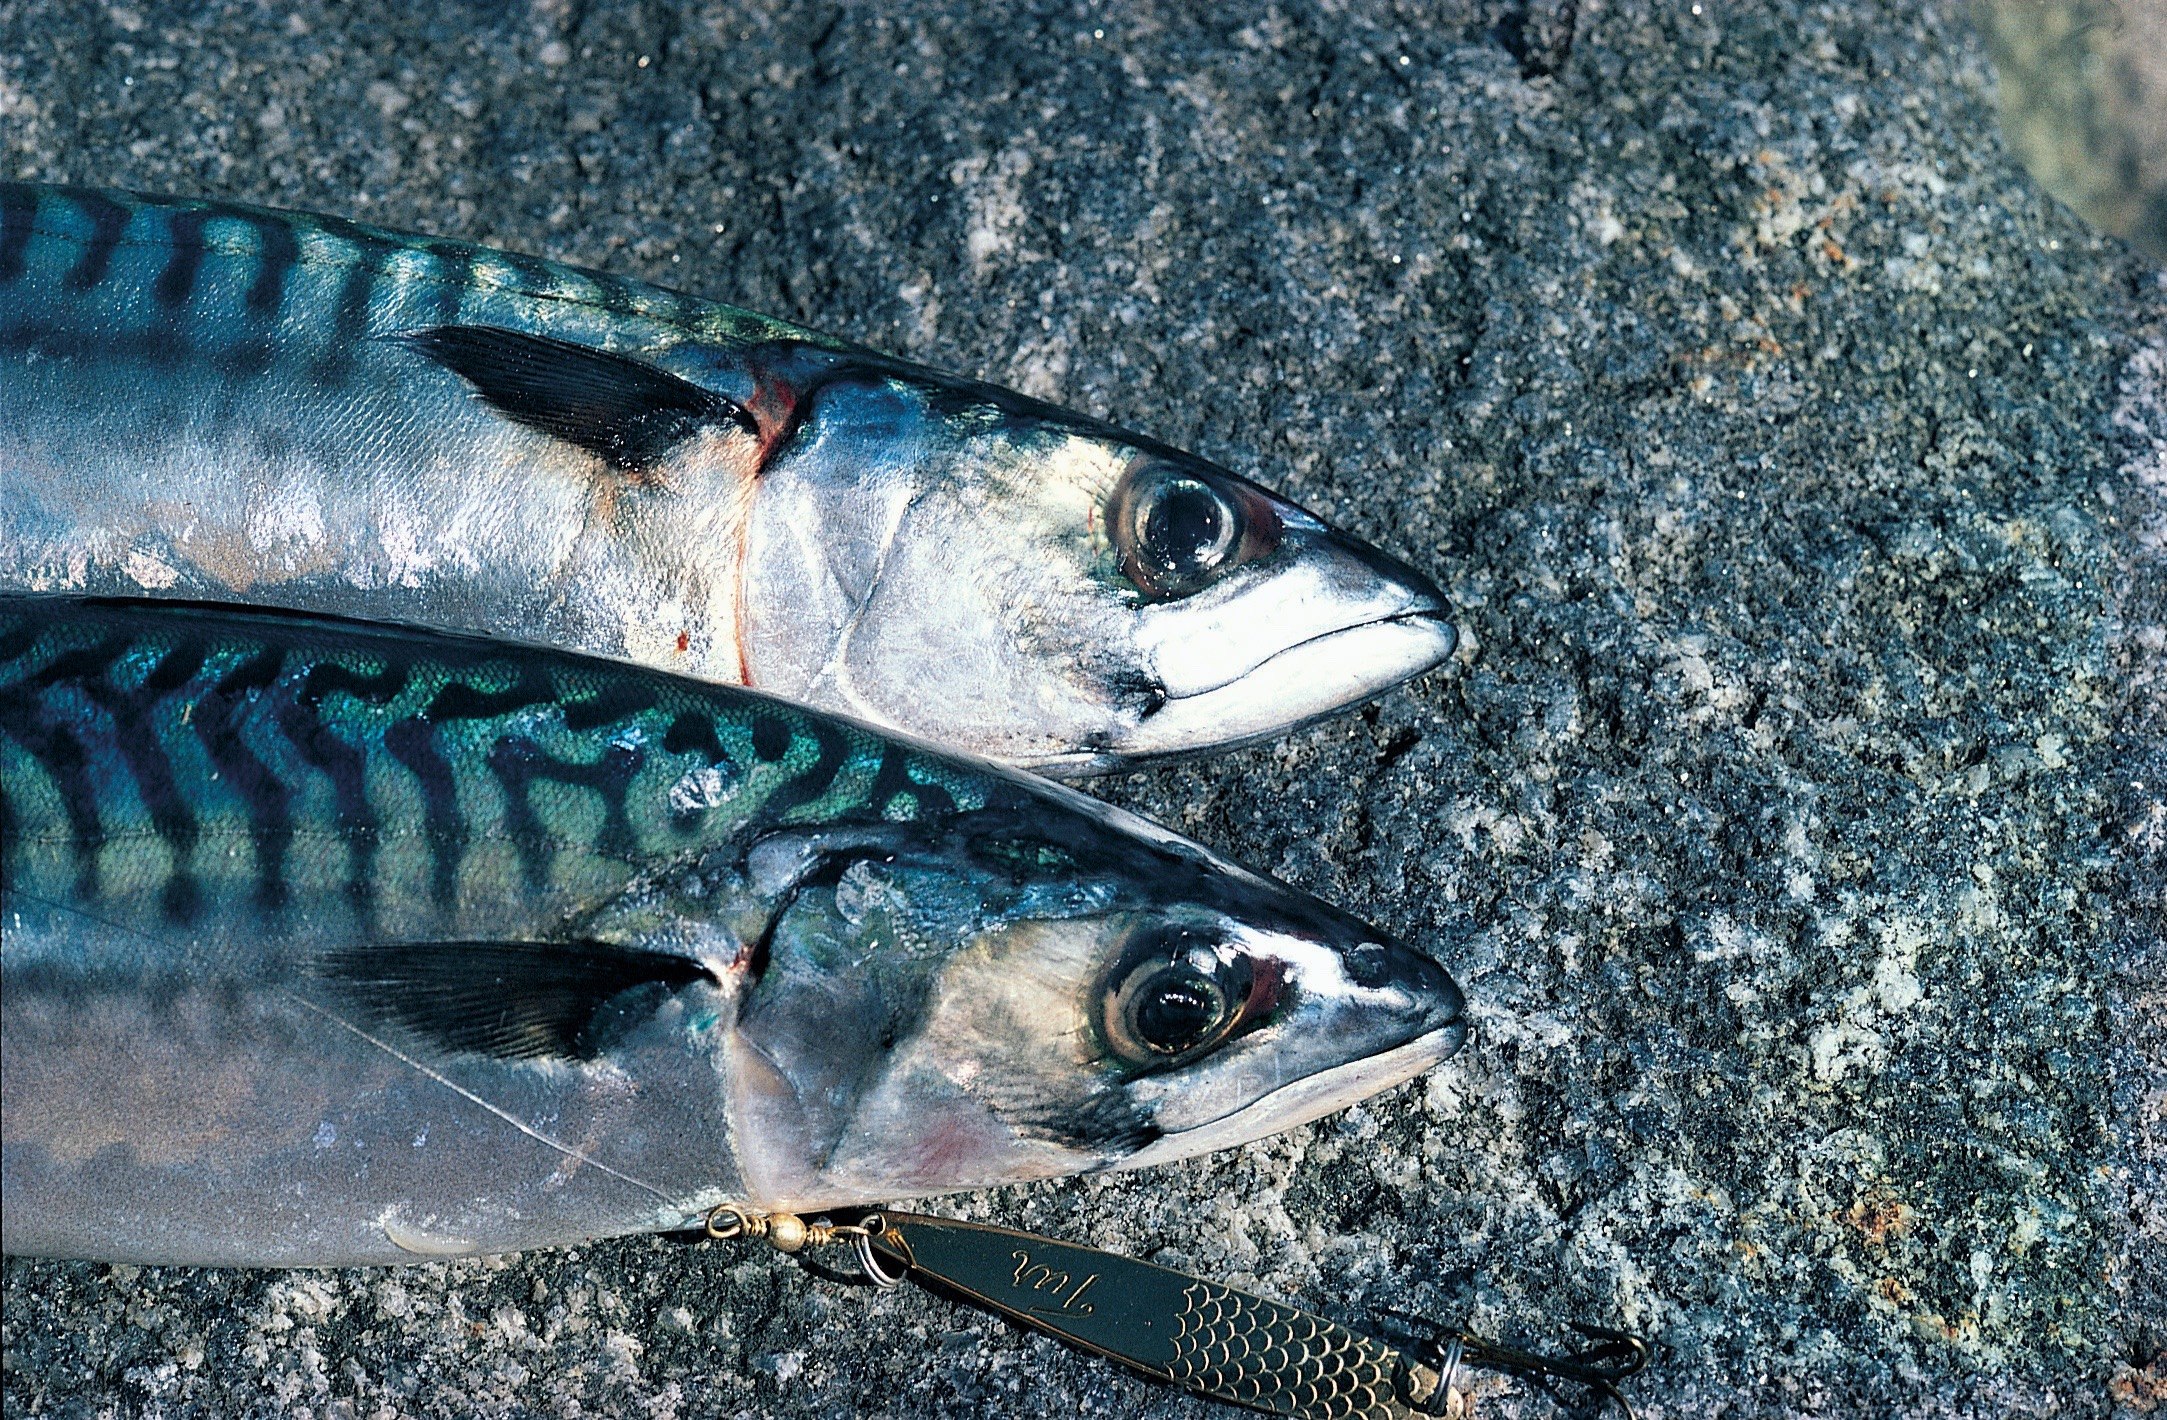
[283,991,677,1204]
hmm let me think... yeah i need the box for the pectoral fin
[319,939,718,1062]
[390,324,754,473]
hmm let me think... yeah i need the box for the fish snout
[1338,930,1467,1047]
[1303,915,1467,1073]
[1112,510,1457,763]
[1112,904,1466,1171]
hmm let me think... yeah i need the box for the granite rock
[3,1,2163,1416]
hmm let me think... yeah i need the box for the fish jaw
[1112,1024,1465,1172]
[1110,915,1466,1165]
[1079,516,1456,768]
[1078,612,1456,770]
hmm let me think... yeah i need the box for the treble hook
[1375,1309,1650,1419]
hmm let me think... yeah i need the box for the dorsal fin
[390,325,754,473]
[319,939,717,1062]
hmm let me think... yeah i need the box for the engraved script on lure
[1010,1248,1100,1320]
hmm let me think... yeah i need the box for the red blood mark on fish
[731,350,822,689]
[909,1113,1008,1179]
[740,365,804,476]
[1239,956,1287,1030]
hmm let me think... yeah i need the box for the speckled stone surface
[3,1,2162,1416]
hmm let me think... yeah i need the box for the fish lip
[1179,520,1457,707]
[1071,608,1454,769]
[1161,606,1455,705]
[1109,522,1455,762]
[1108,1018,1469,1174]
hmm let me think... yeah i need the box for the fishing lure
[0,595,1464,1267]
[0,183,1455,773]
[707,1206,1651,1419]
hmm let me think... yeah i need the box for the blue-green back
[0,595,992,957]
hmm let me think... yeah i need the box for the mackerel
[0,596,1463,1267]
[0,184,1454,772]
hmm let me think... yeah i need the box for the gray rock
[3,1,2161,1416]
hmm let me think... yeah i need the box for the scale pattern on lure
[0,183,1456,772]
[1167,1283,1408,1418]
[0,596,1464,1267]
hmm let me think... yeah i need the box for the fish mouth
[1109,1019,1468,1173]
[1101,608,1455,765]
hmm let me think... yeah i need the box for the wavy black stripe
[22,636,130,690]
[137,640,206,699]
[864,745,957,821]
[587,271,645,320]
[384,716,464,910]
[487,735,643,891]
[194,648,292,911]
[425,240,473,326]
[662,711,727,763]
[0,693,104,900]
[908,776,956,820]
[245,211,300,319]
[664,285,711,332]
[300,658,411,708]
[0,772,15,895]
[660,710,736,832]
[495,247,559,299]
[277,679,380,923]
[311,215,403,384]
[0,183,38,284]
[330,250,384,342]
[0,621,40,668]
[426,668,554,723]
[79,645,203,922]
[867,743,916,817]
[756,721,851,823]
[20,637,196,919]
[154,207,209,309]
[751,716,792,762]
[562,680,660,733]
[61,190,130,292]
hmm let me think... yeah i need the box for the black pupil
[1134,969,1223,1054]
[1142,478,1232,575]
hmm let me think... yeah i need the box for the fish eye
[1107,460,1281,601]
[1100,926,1250,1065]
[1140,475,1235,578]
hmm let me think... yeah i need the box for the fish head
[738,357,1454,772]
[722,784,1464,1211]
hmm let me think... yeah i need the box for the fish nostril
[1345,938,1448,992]
[1387,941,1464,1025]
[1341,941,1394,989]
